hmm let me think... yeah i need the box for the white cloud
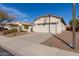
[0,4,28,22]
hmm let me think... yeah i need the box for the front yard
[0,29,28,37]
[41,31,79,53]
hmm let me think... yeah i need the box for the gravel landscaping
[41,31,79,53]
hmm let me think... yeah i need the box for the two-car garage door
[33,24,57,34]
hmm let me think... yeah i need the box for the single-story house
[1,22,30,32]
[30,14,66,34]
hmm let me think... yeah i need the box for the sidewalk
[0,33,79,56]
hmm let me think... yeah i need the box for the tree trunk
[0,23,4,31]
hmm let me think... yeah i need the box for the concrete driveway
[0,32,52,55]
[0,32,79,56]
[12,32,52,44]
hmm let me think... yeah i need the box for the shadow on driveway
[0,47,14,56]
[51,34,73,49]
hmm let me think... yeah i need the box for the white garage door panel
[50,24,56,34]
[44,25,49,33]
[33,24,60,34]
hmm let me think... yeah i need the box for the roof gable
[33,14,66,25]
[33,14,63,22]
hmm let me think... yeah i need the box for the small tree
[69,19,79,25]
[0,8,15,30]
[69,19,79,31]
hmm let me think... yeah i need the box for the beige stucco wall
[32,16,66,34]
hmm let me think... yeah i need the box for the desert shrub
[3,29,17,35]
[23,24,29,29]
[66,26,73,31]
[66,27,70,31]
[66,25,79,32]
[75,25,79,32]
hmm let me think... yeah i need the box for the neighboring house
[0,21,31,32]
[7,22,26,32]
[8,22,31,32]
[31,14,66,34]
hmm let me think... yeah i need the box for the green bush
[75,25,79,32]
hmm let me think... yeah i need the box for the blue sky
[0,3,79,25]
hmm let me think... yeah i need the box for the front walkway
[0,32,79,56]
